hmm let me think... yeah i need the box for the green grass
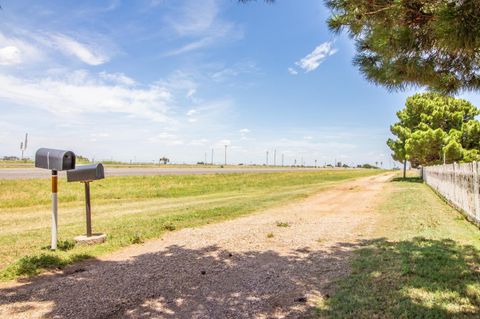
[0,169,380,281]
[317,176,480,318]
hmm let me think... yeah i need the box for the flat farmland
[0,169,381,280]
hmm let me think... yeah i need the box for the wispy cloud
[289,41,337,74]
[164,0,242,56]
[287,67,298,75]
[169,0,218,36]
[165,37,214,56]
[47,33,109,65]
[211,61,259,82]
[99,71,135,86]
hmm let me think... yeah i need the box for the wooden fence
[423,162,480,225]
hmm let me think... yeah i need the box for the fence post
[474,161,480,223]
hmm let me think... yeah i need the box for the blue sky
[0,0,478,167]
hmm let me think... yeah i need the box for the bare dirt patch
[0,173,394,319]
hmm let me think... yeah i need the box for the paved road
[0,167,330,180]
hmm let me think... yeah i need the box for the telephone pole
[281,153,284,167]
[266,151,269,165]
[211,148,214,165]
[274,149,277,166]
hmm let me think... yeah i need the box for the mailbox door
[61,152,75,170]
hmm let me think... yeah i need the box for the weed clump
[130,232,144,244]
[164,222,176,231]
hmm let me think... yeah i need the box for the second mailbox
[67,163,105,182]
[35,148,76,171]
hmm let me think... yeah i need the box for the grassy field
[0,169,380,281]
[317,177,480,318]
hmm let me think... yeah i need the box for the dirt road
[0,173,393,319]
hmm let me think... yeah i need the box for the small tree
[159,157,170,165]
[388,93,480,175]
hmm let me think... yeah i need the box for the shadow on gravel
[1,238,479,318]
[0,244,351,319]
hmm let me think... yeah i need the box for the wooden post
[84,182,92,237]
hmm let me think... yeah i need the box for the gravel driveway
[0,173,393,319]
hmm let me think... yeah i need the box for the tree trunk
[403,160,407,179]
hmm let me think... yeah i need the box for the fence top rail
[424,162,478,169]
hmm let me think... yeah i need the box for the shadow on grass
[391,176,423,183]
[318,237,480,318]
[1,238,479,318]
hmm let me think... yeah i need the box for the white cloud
[190,138,209,146]
[186,109,197,116]
[186,88,196,98]
[0,32,43,65]
[0,46,21,65]
[217,139,231,147]
[295,41,337,72]
[239,128,250,134]
[287,67,298,75]
[48,33,109,65]
[0,71,172,122]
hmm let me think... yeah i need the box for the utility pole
[281,153,284,167]
[266,151,269,165]
[211,148,214,165]
[315,159,317,168]
[274,149,276,166]
[224,145,227,165]
[204,152,207,165]
[20,133,28,160]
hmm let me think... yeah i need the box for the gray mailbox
[35,147,76,250]
[67,163,105,182]
[35,148,76,171]
[67,163,106,241]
